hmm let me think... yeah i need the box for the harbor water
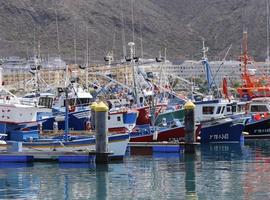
[0,140,270,199]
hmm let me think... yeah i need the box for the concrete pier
[95,101,109,164]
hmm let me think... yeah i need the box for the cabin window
[39,97,53,109]
[65,98,91,107]
[64,99,75,107]
[226,106,231,113]
[108,116,111,120]
[77,98,91,105]
[202,106,214,114]
[250,105,269,112]
[216,106,222,114]
[232,106,237,113]
[221,106,225,114]
[117,116,121,121]
[238,105,245,112]
[114,102,121,108]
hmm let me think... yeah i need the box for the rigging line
[209,44,232,88]
[250,61,268,76]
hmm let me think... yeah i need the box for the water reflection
[96,165,108,200]
[184,154,198,200]
[200,143,244,161]
[1,141,270,199]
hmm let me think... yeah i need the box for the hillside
[0,0,268,63]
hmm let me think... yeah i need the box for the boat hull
[244,118,270,139]
[42,110,90,131]
[200,121,244,143]
[130,126,186,142]
[6,134,129,157]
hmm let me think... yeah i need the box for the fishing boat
[35,75,138,134]
[194,99,245,143]
[195,41,245,143]
[37,80,92,133]
[237,31,270,100]
[4,133,130,159]
[227,31,270,139]
[0,82,52,140]
[241,97,270,139]
[108,109,138,133]
[2,96,129,158]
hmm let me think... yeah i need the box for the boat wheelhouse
[248,97,270,114]
[194,99,228,122]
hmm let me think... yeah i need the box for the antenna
[54,5,61,60]
[164,47,167,61]
[38,40,41,59]
[112,25,116,56]
[86,26,89,90]
[131,0,135,43]
[120,0,127,59]
[128,42,138,103]
[139,15,144,59]
[33,28,36,58]
[202,39,208,60]
[74,20,77,65]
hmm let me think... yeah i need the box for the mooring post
[90,102,97,131]
[95,101,109,164]
[184,101,196,154]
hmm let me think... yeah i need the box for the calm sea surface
[0,140,270,199]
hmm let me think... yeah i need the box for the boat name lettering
[209,134,229,140]
[254,129,270,133]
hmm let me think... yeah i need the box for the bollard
[184,101,196,154]
[95,101,109,164]
[90,102,98,131]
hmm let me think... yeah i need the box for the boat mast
[86,26,89,90]
[267,0,270,62]
[240,31,253,88]
[33,29,40,93]
[128,42,138,105]
[73,19,77,65]
[64,86,69,141]
[120,0,127,60]
[139,16,144,59]
[201,40,213,94]
[54,4,61,60]
[131,0,136,56]
[64,64,69,141]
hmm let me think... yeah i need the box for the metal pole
[64,88,69,141]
